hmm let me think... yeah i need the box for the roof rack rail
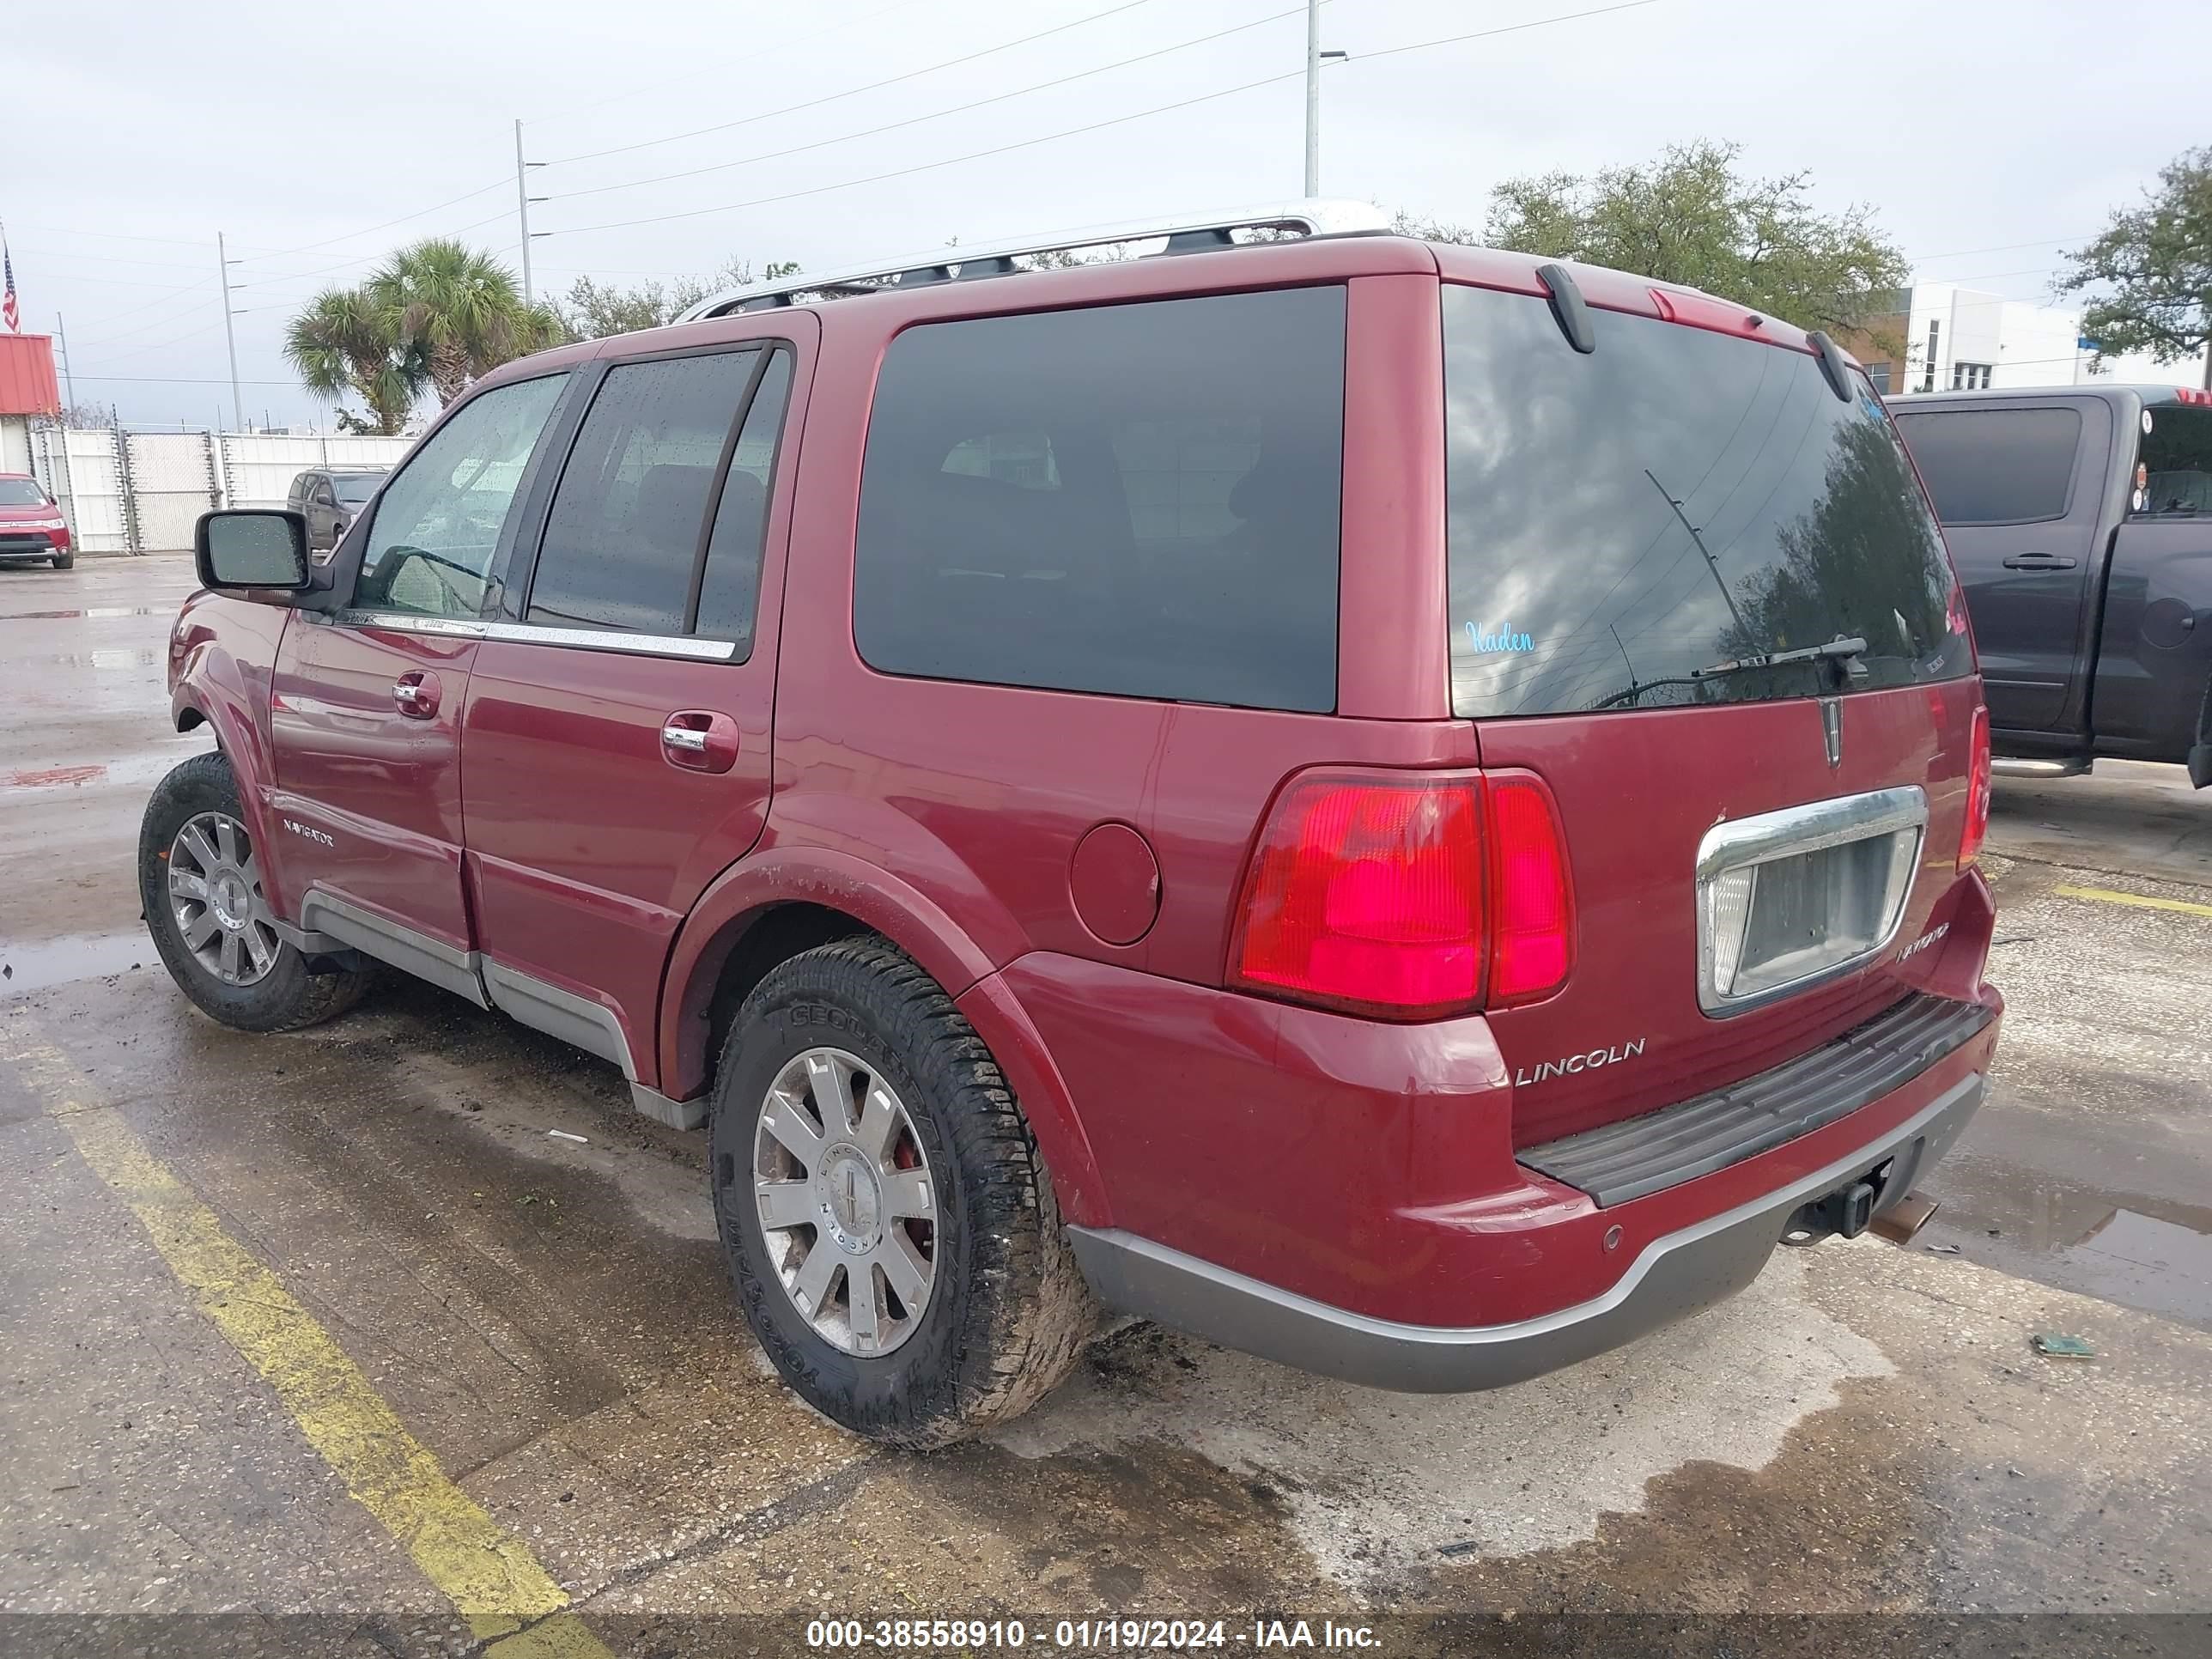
[672,198,1392,322]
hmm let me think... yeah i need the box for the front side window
[527,349,763,636]
[1443,284,1970,719]
[2135,404,2212,516]
[1891,406,2082,525]
[357,374,567,618]
[853,286,1346,712]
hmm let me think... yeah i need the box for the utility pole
[1301,3,1348,198]
[1647,469,1746,635]
[216,232,243,432]
[514,118,538,305]
[1304,0,1321,197]
[53,313,77,410]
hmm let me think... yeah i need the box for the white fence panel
[33,428,130,553]
[219,433,412,508]
[125,432,220,553]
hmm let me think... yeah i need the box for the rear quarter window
[852,286,1346,713]
[1890,405,2083,525]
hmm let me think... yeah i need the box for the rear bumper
[1070,1070,1983,1392]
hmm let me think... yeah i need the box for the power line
[70,316,230,374]
[64,372,305,386]
[544,2,1315,204]
[1908,233,2097,263]
[532,0,937,125]
[543,0,1661,240]
[230,178,510,268]
[544,0,1162,169]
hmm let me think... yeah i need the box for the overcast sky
[8,0,2202,428]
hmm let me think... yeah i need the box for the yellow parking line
[3,1022,612,1657]
[2054,883,2212,920]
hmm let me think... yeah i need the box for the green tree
[552,257,801,341]
[2059,147,2212,388]
[1402,140,1910,350]
[283,285,422,436]
[369,239,563,406]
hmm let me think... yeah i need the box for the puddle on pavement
[2059,1208,2212,1327]
[3,744,213,793]
[0,606,165,622]
[1,932,154,995]
[24,649,161,669]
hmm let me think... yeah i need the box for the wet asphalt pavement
[3,555,2209,1656]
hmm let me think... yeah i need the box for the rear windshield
[1443,284,1970,719]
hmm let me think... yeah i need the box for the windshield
[332,472,386,505]
[0,479,50,507]
[1444,284,1970,719]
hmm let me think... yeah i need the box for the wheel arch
[659,850,1109,1228]
[167,648,289,915]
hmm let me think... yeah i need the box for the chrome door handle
[660,724,709,752]
[392,672,441,719]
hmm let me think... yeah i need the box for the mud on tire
[710,939,1097,1448]
[137,749,372,1033]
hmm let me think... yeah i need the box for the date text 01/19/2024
[805,1618,1382,1649]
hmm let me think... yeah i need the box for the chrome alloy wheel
[753,1046,939,1357]
[167,811,280,987]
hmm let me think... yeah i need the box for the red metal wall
[0,335,63,416]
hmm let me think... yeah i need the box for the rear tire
[710,939,1096,1448]
[138,750,372,1032]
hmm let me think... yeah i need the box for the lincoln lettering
[1514,1037,1648,1087]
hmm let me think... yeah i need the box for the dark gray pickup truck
[1894,385,2212,787]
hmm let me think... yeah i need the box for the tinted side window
[358,374,567,618]
[2136,404,2212,517]
[528,349,760,635]
[1892,406,2082,525]
[853,287,1345,712]
[693,349,792,652]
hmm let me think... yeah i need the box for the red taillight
[1960,705,1991,869]
[1228,769,1573,1019]
[1486,775,1575,1004]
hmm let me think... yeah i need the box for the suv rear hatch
[1437,276,1981,1148]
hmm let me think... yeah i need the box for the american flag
[1,228,19,333]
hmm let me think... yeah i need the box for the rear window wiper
[1691,635,1869,684]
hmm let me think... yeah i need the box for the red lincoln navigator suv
[149,203,2001,1448]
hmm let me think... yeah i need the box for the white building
[1881,283,2209,396]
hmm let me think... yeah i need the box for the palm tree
[283,286,421,435]
[370,240,563,406]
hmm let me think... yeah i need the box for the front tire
[138,750,371,1032]
[710,939,1095,1448]
[51,550,74,570]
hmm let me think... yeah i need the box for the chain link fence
[27,423,412,555]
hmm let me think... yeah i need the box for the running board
[1990,757,2090,779]
[287,889,709,1129]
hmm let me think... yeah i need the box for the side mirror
[195,509,312,592]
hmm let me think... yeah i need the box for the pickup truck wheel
[137,750,371,1033]
[710,939,1095,1448]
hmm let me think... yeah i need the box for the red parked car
[149,204,2001,1447]
[0,472,74,568]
